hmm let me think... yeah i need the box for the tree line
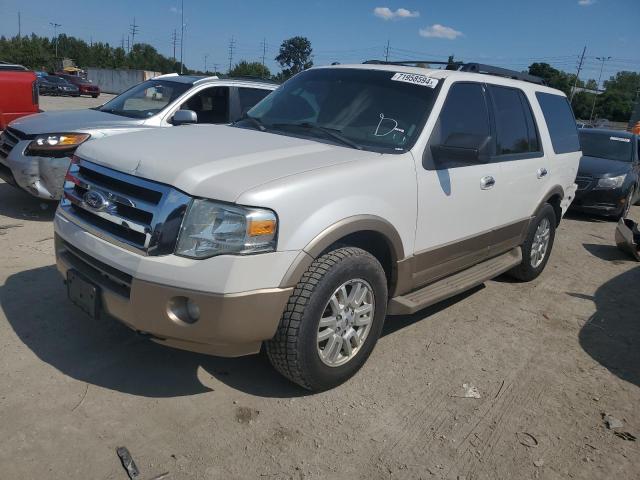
[1,33,637,122]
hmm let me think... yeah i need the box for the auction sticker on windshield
[391,73,438,88]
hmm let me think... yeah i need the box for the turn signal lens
[248,218,276,237]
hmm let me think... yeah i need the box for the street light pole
[589,56,611,123]
[50,22,62,58]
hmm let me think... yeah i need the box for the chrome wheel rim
[530,217,551,268]
[317,279,375,367]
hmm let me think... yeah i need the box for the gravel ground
[0,97,638,479]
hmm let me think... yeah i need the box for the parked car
[0,75,277,199]
[36,76,59,96]
[41,75,80,96]
[53,63,581,391]
[0,63,38,132]
[54,73,100,98]
[572,129,640,219]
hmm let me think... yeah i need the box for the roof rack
[225,75,280,84]
[362,59,545,85]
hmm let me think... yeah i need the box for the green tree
[275,36,312,80]
[229,61,271,78]
[528,62,573,95]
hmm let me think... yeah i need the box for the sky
[1,0,638,83]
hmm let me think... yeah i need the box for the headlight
[25,133,90,157]
[596,174,626,189]
[175,199,277,259]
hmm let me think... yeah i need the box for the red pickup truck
[0,64,39,130]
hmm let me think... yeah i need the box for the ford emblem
[83,190,109,212]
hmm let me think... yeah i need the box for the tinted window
[579,131,634,162]
[488,85,540,155]
[238,88,271,116]
[520,91,540,152]
[535,92,580,154]
[432,82,490,145]
[244,68,440,153]
[181,86,229,124]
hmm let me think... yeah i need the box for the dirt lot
[0,97,638,479]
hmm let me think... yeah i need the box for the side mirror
[172,109,198,126]
[431,134,492,165]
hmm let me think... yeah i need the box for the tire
[508,204,557,282]
[617,187,635,220]
[266,247,387,391]
[92,94,99,98]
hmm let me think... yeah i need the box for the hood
[9,109,145,135]
[76,124,381,202]
[578,155,632,178]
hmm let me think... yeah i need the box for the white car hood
[76,124,380,201]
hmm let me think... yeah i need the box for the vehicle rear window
[535,92,580,154]
[579,131,634,162]
[238,88,271,116]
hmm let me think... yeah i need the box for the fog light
[167,296,200,324]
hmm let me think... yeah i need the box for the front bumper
[54,214,301,357]
[0,138,70,200]
[571,185,628,216]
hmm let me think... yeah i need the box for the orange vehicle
[0,63,39,130]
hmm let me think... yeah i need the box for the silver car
[0,74,277,200]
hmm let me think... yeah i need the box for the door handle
[480,176,495,190]
[537,168,548,179]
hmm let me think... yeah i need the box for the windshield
[579,131,634,162]
[240,68,440,152]
[98,80,192,119]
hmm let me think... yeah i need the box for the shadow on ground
[577,266,640,387]
[1,265,480,398]
[564,210,612,223]
[0,182,56,222]
[583,243,636,263]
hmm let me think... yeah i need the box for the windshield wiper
[235,115,266,132]
[271,122,363,150]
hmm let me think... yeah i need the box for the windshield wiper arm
[235,115,266,132]
[272,122,363,150]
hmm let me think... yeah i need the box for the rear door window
[535,92,580,154]
[488,85,540,156]
[238,87,271,116]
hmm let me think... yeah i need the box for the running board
[388,247,522,315]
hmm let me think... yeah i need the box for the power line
[589,56,612,122]
[228,36,235,72]
[129,17,140,52]
[49,22,61,58]
[570,46,587,104]
[171,29,178,62]
[179,0,185,73]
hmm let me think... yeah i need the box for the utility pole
[203,54,208,73]
[179,0,185,74]
[260,38,267,76]
[570,46,586,104]
[17,11,21,38]
[213,63,219,76]
[228,36,235,73]
[50,22,62,58]
[120,35,125,50]
[385,39,390,62]
[171,29,178,62]
[126,36,130,53]
[589,56,611,123]
[129,17,140,52]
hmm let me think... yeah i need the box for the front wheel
[266,247,387,391]
[508,204,557,282]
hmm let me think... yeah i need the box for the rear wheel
[508,204,556,281]
[266,247,387,391]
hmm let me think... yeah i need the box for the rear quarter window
[535,92,580,154]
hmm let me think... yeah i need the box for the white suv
[53,63,580,391]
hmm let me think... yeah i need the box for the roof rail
[459,63,544,85]
[224,75,280,84]
[362,59,545,85]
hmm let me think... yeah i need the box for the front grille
[575,176,593,191]
[59,158,191,255]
